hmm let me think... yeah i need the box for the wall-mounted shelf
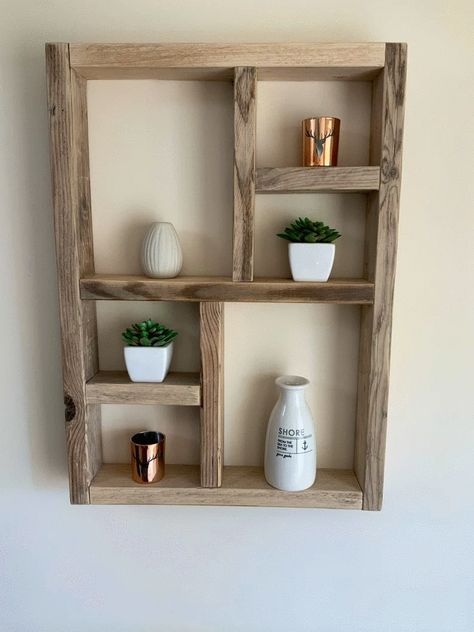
[256,166,380,193]
[90,464,363,509]
[46,41,406,510]
[86,371,201,406]
[80,275,375,304]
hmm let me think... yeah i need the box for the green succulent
[122,319,178,348]
[277,217,341,244]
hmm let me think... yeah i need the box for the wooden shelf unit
[46,42,406,510]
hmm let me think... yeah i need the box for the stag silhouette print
[305,127,334,160]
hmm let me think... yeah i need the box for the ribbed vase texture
[141,222,183,278]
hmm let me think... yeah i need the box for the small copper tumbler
[131,431,165,484]
[302,117,340,166]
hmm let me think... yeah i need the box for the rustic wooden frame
[46,42,406,510]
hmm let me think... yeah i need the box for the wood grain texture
[90,464,362,508]
[62,66,383,82]
[256,166,380,193]
[46,44,101,504]
[233,67,256,281]
[355,43,407,511]
[80,275,374,304]
[86,371,201,406]
[68,42,385,80]
[70,68,100,405]
[200,302,224,488]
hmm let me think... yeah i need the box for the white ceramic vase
[141,222,183,278]
[124,343,174,383]
[264,376,316,491]
[288,242,335,282]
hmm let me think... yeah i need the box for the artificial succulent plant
[277,217,341,244]
[122,319,178,347]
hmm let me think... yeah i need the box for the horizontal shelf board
[90,465,363,509]
[68,43,385,81]
[80,276,374,304]
[256,166,380,193]
[86,371,201,406]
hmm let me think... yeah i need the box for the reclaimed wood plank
[355,43,407,510]
[90,464,363,508]
[86,371,201,406]
[46,43,101,504]
[233,67,256,281]
[80,275,375,304]
[200,302,224,487]
[68,42,385,80]
[256,166,380,193]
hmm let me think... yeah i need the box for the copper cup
[130,431,165,484]
[302,117,340,166]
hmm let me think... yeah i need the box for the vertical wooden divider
[200,302,224,487]
[355,43,407,510]
[46,43,101,504]
[233,67,257,282]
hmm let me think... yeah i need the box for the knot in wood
[381,158,399,181]
[64,394,76,422]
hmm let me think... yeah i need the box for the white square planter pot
[288,243,336,282]
[124,343,174,383]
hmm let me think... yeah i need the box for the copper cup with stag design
[302,117,340,166]
[131,431,165,483]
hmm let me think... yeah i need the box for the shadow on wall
[320,305,360,465]
[225,371,279,466]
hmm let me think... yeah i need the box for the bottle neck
[279,387,306,405]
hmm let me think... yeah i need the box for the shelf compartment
[80,275,374,304]
[90,464,363,509]
[256,166,380,193]
[86,371,201,406]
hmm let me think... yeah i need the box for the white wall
[1,2,472,631]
